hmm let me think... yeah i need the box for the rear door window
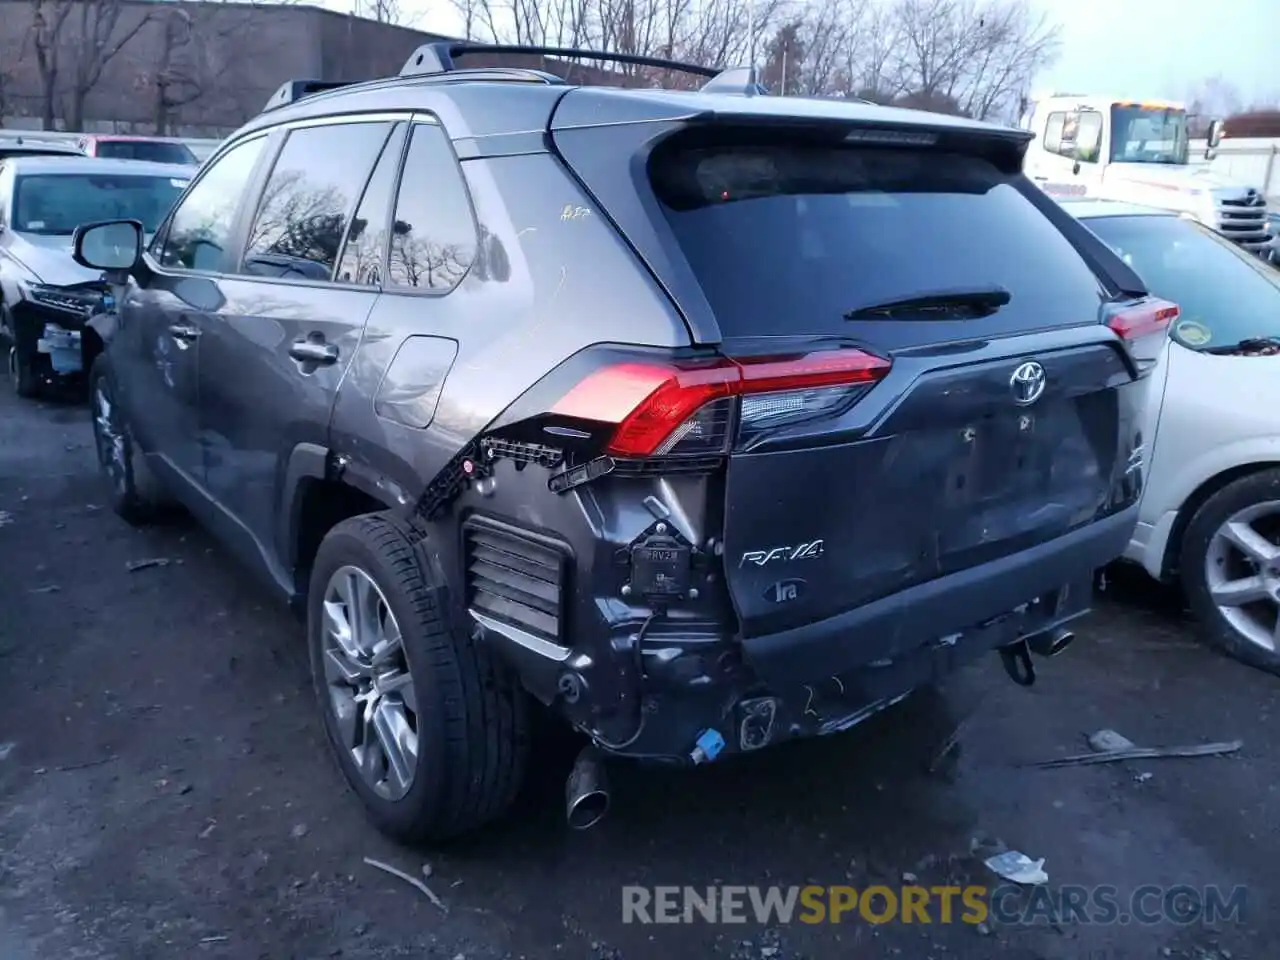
[335,123,407,286]
[241,120,393,282]
[649,140,1105,340]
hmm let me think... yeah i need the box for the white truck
[1020,94,1273,257]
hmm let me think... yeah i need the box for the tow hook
[999,640,1036,686]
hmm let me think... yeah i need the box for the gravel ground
[1,380,1277,960]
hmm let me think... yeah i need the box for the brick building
[0,0,616,136]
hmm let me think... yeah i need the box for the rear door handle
[289,338,339,364]
[168,323,200,341]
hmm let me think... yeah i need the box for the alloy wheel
[1204,500,1280,654]
[321,565,419,801]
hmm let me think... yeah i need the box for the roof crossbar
[400,41,721,81]
[262,42,770,115]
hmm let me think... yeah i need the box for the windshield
[95,140,197,164]
[1084,214,1280,349]
[1109,105,1189,165]
[13,173,188,236]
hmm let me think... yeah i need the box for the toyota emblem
[1010,361,1047,406]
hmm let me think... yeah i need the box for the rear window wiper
[1203,336,1280,355]
[843,285,1012,321]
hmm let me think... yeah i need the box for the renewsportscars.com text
[621,884,1247,927]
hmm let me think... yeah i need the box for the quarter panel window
[242,121,393,282]
[387,122,478,292]
[158,135,266,272]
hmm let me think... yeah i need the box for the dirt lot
[1,380,1276,960]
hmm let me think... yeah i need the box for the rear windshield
[95,140,196,164]
[0,145,79,160]
[13,173,188,235]
[649,140,1104,337]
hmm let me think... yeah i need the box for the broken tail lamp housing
[551,349,892,458]
[1104,297,1179,374]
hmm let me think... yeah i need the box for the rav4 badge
[738,541,825,568]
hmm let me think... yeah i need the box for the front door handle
[1032,175,1049,182]
[168,323,200,341]
[289,338,339,364]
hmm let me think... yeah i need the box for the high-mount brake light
[1105,297,1179,342]
[552,349,891,458]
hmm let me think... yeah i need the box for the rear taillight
[552,349,890,458]
[1104,297,1178,375]
[1105,297,1179,342]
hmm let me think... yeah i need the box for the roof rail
[400,41,721,81]
[262,79,355,113]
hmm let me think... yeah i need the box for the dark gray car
[70,42,1174,843]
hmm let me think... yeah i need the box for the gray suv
[71,42,1175,843]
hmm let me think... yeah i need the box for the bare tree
[29,0,153,131]
[139,2,256,135]
[352,0,408,25]
[29,0,73,129]
[121,0,306,135]
[446,0,784,87]
[149,5,196,135]
[760,20,804,95]
[0,33,23,123]
[886,0,1057,120]
[1185,74,1246,135]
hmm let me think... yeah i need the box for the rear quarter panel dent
[327,150,689,523]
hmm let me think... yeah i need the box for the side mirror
[1207,119,1225,149]
[1075,125,1102,165]
[73,219,142,280]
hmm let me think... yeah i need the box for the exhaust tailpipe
[1027,627,1076,658]
[565,746,610,830]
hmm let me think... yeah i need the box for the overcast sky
[1035,0,1278,105]
[329,0,1280,106]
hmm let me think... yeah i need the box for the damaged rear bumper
[586,571,1092,764]
[741,503,1135,684]
[481,504,1136,765]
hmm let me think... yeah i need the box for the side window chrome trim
[275,111,420,133]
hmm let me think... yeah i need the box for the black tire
[88,356,166,525]
[9,344,42,399]
[307,513,530,844]
[1180,468,1280,676]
